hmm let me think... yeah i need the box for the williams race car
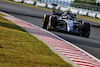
[43,11,91,38]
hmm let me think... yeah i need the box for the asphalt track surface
[0,1,100,60]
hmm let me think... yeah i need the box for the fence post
[60,0,61,5]
[56,0,58,4]
[99,6,100,11]
[64,1,65,7]
[50,0,51,3]
[53,0,54,4]
[47,0,48,3]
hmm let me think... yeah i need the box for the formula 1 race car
[43,11,91,38]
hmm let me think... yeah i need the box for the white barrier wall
[79,9,88,16]
[70,7,79,14]
[47,4,53,9]
[55,5,60,10]
[13,0,23,2]
[60,6,69,12]
[47,4,60,10]
[35,1,46,7]
[88,11,97,18]
[24,0,28,3]
[25,0,35,5]
[96,12,100,19]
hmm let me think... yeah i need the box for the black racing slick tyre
[50,16,57,28]
[81,22,91,38]
[80,32,90,38]
[43,15,51,29]
[82,22,90,32]
[47,16,57,30]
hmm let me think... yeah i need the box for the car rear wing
[52,11,63,16]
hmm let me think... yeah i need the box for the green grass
[0,14,73,67]
[1,0,100,23]
[77,15,100,23]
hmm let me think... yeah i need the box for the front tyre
[50,16,57,28]
[43,14,51,29]
[47,16,52,30]
[47,16,57,30]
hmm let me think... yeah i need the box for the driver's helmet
[64,10,71,15]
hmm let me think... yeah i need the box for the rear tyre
[81,22,90,38]
[80,32,90,38]
[43,14,51,29]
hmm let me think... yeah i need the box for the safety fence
[71,3,100,12]
[12,0,100,19]
[41,0,71,7]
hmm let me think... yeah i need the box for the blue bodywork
[63,19,74,32]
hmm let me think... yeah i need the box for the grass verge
[1,0,100,23]
[77,15,100,23]
[0,13,73,67]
